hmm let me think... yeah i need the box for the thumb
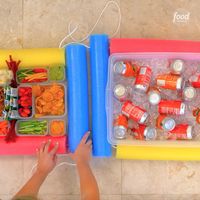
[36,148,39,158]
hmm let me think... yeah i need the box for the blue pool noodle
[66,44,89,153]
[90,34,112,157]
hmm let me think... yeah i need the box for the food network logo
[173,9,190,25]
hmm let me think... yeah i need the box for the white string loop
[29,158,76,178]
[59,0,121,48]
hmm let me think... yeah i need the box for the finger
[44,139,51,153]
[80,131,90,144]
[86,139,92,146]
[49,142,59,156]
[39,141,46,153]
[36,148,39,157]
[35,148,39,155]
[53,154,58,163]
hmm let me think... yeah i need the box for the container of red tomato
[17,86,33,118]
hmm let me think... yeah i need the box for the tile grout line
[119,0,122,197]
[119,0,121,39]
[165,160,169,197]
[22,0,24,48]
[121,159,122,199]
[119,0,122,196]
[23,156,25,181]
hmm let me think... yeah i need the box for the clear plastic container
[48,66,66,82]
[16,119,48,136]
[16,67,49,84]
[106,52,200,147]
[11,65,67,137]
[49,119,66,137]
[17,66,66,84]
[33,83,67,118]
[17,85,34,119]
[0,120,9,136]
[0,69,13,86]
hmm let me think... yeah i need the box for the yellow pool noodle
[116,145,200,161]
[0,48,65,68]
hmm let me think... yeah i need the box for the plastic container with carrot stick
[17,68,48,83]
[0,120,9,136]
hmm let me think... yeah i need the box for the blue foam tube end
[90,34,112,157]
[66,44,89,153]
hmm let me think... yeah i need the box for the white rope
[60,41,90,49]
[29,158,76,178]
[59,0,121,48]
[59,25,78,48]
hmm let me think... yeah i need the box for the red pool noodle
[0,136,67,155]
[110,38,200,54]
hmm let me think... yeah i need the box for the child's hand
[36,140,59,176]
[70,131,92,164]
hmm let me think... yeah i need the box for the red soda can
[156,74,183,90]
[135,66,152,92]
[133,124,157,140]
[113,114,128,139]
[158,100,185,115]
[114,61,139,77]
[167,124,193,140]
[121,101,149,124]
[189,74,200,88]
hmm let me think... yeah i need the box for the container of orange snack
[32,83,66,118]
[49,120,65,137]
